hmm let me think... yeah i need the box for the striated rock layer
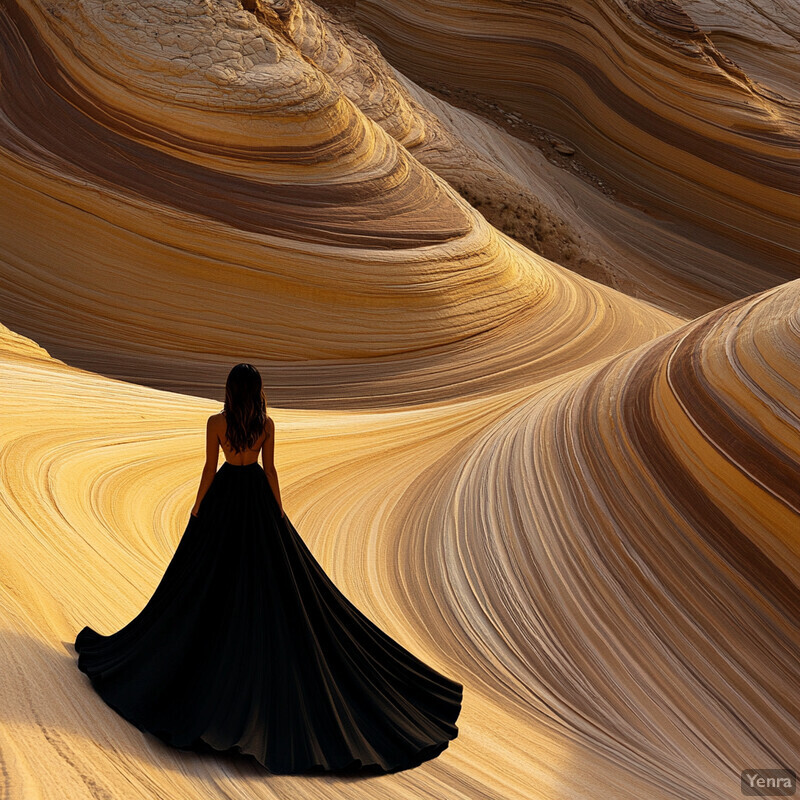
[0,0,683,403]
[1,0,798,797]
[397,277,800,799]
[339,0,800,308]
[2,281,798,798]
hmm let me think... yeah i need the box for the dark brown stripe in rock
[0,1,471,250]
[667,303,800,515]
[628,0,704,39]
[622,325,800,619]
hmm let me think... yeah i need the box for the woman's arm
[261,417,284,517]
[191,415,220,516]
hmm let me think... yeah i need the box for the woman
[74,363,463,775]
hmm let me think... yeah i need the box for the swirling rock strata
[681,0,800,103]
[403,278,800,798]
[2,283,797,798]
[342,0,800,305]
[1,0,798,797]
[0,0,680,405]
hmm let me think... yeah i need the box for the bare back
[217,411,270,466]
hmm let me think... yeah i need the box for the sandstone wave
[1,0,798,797]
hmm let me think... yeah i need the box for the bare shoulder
[208,412,225,431]
[265,415,275,436]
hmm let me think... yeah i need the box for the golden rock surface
[1,0,798,797]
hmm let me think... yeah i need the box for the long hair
[222,363,267,453]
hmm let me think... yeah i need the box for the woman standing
[75,363,463,774]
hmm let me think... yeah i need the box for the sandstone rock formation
[0,0,797,797]
[338,0,800,312]
[0,0,682,402]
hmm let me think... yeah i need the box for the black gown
[74,460,463,774]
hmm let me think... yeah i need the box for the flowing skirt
[74,461,462,774]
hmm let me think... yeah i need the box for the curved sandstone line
[1,0,797,797]
[680,0,800,104]
[390,279,800,798]
[0,0,534,369]
[0,0,680,402]
[345,0,800,290]
[0,2,471,250]
[2,303,730,798]
[0,320,645,799]
[243,0,798,317]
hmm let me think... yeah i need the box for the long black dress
[74,460,462,774]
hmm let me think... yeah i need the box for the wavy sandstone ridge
[681,0,800,102]
[400,278,800,799]
[340,0,800,307]
[2,284,798,798]
[1,0,798,797]
[0,0,682,405]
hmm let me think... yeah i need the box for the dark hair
[222,363,267,453]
